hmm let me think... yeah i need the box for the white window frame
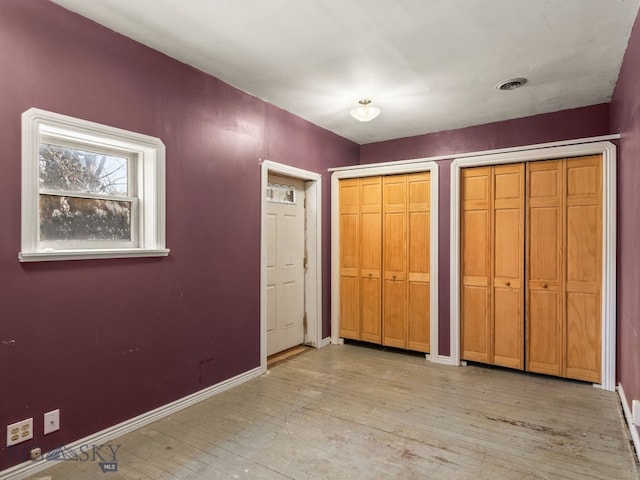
[20,108,170,262]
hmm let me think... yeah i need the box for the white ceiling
[49,0,640,145]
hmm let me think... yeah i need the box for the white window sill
[18,248,170,262]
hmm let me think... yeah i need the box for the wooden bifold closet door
[383,173,430,352]
[461,155,602,383]
[339,177,382,343]
[526,156,602,382]
[461,164,525,369]
[339,172,430,353]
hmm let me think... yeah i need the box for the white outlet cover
[44,409,60,435]
[6,418,33,447]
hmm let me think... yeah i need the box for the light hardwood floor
[27,344,639,480]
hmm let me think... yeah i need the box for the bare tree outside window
[38,143,133,242]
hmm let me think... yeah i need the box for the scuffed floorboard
[26,344,639,479]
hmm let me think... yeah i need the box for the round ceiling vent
[496,77,528,91]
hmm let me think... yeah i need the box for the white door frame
[330,160,440,361]
[449,141,617,391]
[260,160,322,372]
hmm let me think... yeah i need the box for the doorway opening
[260,160,322,372]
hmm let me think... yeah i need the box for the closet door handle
[505,281,511,287]
[368,273,372,278]
[392,275,396,281]
[542,283,548,289]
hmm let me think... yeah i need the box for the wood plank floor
[27,344,639,480]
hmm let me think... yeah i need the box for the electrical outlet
[633,400,640,426]
[6,418,33,447]
[43,409,60,435]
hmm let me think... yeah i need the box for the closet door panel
[494,209,521,278]
[493,287,522,368]
[528,208,560,282]
[384,176,406,211]
[527,204,562,365]
[408,209,430,352]
[462,208,491,361]
[361,177,382,209]
[462,285,490,362]
[361,211,381,274]
[567,205,599,285]
[339,179,360,212]
[461,167,491,363]
[361,277,381,343]
[492,164,524,369]
[383,280,406,348]
[566,158,600,198]
[360,178,382,279]
[360,177,382,343]
[407,172,430,352]
[339,277,360,339]
[340,212,360,275]
[526,160,563,376]
[565,156,602,382]
[383,176,407,347]
[408,282,429,352]
[339,179,360,339]
[463,168,490,208]
[409,172,430,208]
[565,201,600,379]
[463,210,489,278]
[527,289,562,376]
[384,212,406,275]
[408,211,429,278]
[566,292,600,381]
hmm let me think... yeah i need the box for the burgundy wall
[611,8,640,437]
[360,104,612,356]
[0,0,358,470]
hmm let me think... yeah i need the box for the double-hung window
[20,108,169,261]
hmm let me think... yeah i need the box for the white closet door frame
[450,141,617,391]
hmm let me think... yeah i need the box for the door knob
[505,281,511,286]
[392,275,396,280]
[542,283,548,289]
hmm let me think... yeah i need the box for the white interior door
[266,175,306,356]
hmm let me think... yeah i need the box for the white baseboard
[0,366,263,480]
[618,383,640,462]
[426,354,458,366]
[319,336,331,348]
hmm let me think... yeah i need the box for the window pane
[39,195,131,241]
[39,143,129,195]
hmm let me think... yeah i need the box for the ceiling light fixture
[350,99,381,122]
[496,77,528,91]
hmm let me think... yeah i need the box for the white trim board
[260,160,323,372]
[618,383,640,462]
[425,354,458,366]
[329,134,620,173]
[330,160,440,362]
[449,141,617,391]
[0,366,263,480]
